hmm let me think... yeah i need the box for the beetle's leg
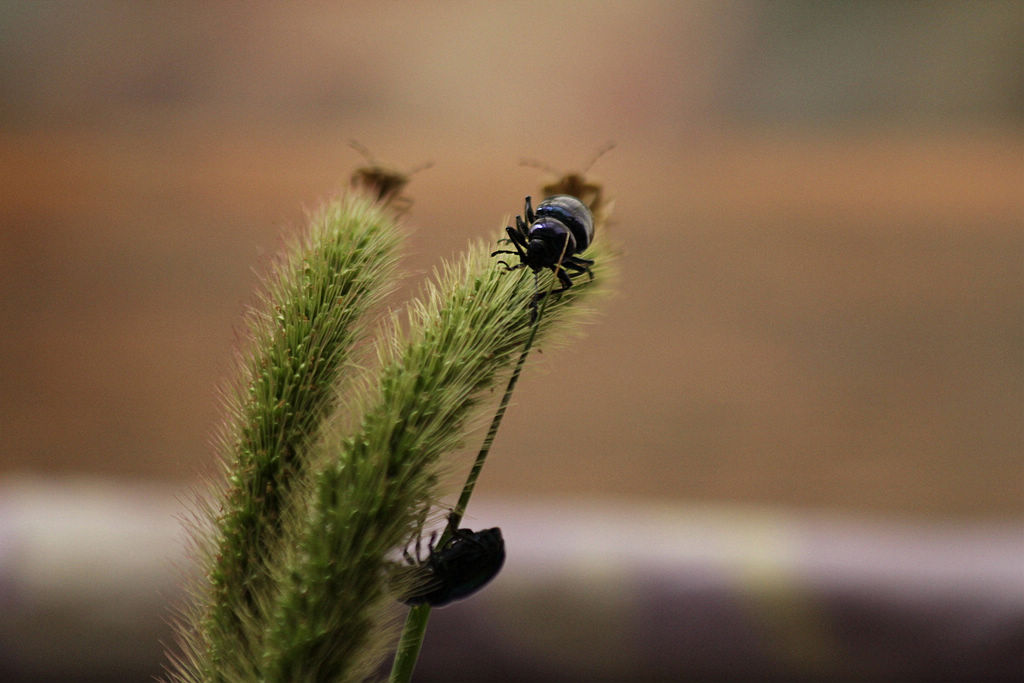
[493,258,521,271]
[524,196,535,224]
[563,265,593,281]
[499,220,525,246]
[555,267,574,291]
[494,259,525,272]
[529,287,566,311]
[515,215,529,236]
[529,268,574,310]
[560,260,586,273]
[525,272,541,322]
[414,532,424,563]
[562,257,594,281]
[507,225,529,250]
[494,222,521,244]
[491,227,529,266]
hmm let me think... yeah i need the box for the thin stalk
[388,244,566,683]
[456,270,558,526]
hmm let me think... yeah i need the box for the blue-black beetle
[401,517,505,608]
[491,194,595,293]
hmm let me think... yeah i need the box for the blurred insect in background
[520,140,614,229]
[401,514,505,608]
[349,140,433,212]
[491,194,595,295]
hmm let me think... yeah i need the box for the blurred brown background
[2,1,1019,518]
[1,2,1022,681]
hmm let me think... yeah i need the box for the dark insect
[521,141,614,229]
[348,140,432,210]
[401,516,505,608]
[491,194,595,294]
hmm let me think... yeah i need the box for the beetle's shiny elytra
[535,194,595,254]
[401,520,505,608]
[491,194,596,293]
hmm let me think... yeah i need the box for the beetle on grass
[401,515,505,608]
[491,194,596,296]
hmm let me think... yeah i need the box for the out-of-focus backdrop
[1,2,1021,681]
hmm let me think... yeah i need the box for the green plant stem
[387,604,432,683]
[452,275,557,530]
[388,273,558,683]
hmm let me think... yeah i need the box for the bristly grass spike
[389,164,615,681]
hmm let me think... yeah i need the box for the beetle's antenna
[518,157,559,175]
[405,160,435,176]
[349,139,377,165]
[520,141,616,177]
[582,140,616,173]
[350,140,433,178]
